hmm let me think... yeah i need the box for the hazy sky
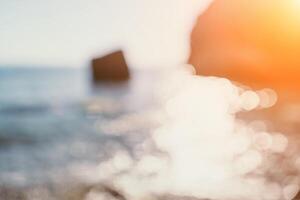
[0,0,211,68]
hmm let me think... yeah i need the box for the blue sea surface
[0,67,158,186]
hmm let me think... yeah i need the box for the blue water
[0,67,156,186]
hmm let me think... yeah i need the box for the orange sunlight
[189,0,300,96]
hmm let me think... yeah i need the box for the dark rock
[189,0,300,93]
[91,50,130,82]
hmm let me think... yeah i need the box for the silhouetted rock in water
[189,0,300,94]
[91,50,130,82]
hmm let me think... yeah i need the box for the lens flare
[75,65,299,200]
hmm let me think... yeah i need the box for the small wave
[0,104,51,115]
[0,134,36,148]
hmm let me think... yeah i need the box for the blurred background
[0,0,209,68]
[0,1,211,199]
[1,0,300,200]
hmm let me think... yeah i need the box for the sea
[1,67,300,200]
[0,67,160,188]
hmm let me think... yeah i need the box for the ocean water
[2,67,300,200]
[0,67,158,186]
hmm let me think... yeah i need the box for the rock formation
[91,50,130,82]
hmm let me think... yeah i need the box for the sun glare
[293,0,300,7]
[282,0,300,23]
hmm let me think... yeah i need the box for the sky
[0,0,212,68]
